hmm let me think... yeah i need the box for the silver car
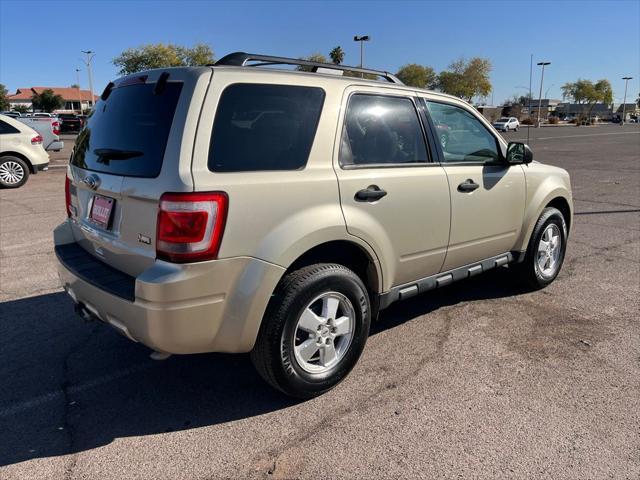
[493,117,520,132]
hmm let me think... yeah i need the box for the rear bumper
[54,221,285,354]
[33,161,49,173]
[46,141,64,152]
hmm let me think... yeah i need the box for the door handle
[355,185,387,202]
[457,179,479,192]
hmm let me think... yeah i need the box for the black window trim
[338,91,435,170]
[207,82,326,174]
[420,97,506,167]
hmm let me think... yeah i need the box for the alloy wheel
[0,160,25,185]
[292,292,355,374]
[537,223,562,278]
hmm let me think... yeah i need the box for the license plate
[90,195,114,229]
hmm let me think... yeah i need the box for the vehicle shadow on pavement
[0,267,525,466]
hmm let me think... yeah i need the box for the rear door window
[208,84,325,172]
[339,94,428,167]
[0,120,20,134]
[71,82,183,178]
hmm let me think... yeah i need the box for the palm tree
[329,46,345,65]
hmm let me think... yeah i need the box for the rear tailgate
[67,67,212,277]
[16,117,62,151]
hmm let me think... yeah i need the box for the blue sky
[1,0,638,105]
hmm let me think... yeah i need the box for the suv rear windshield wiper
[94,148,143,161]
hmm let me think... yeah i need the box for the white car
[0,114,50,188]
[493,117,520,132]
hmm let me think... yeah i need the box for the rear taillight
[52,121,60,135]
[156,192,228,263]
[31,135,43,145]
[65,176,72,217]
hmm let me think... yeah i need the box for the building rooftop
[8,87,98,102]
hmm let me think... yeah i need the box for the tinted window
[340,94,427,166]
[0,120,19,134]
[426,101,499,163]
[208,84,325,172]
[72,82,183,178]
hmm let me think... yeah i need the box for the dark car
[57,114,83,132]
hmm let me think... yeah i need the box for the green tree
[296,53,329,72]
[31,89,64,112]
[561,78,613,119]
[437,57,492,102]
[329,46,345,65]
[0,84,9,111]
[113,42,214,76]
[13,104,30,113]
[395,64,437,89]
[70,84,80,89]
[636,92,640,108]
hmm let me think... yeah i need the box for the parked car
[54,52,573,398]
[15,116,63,151]
[57,113,83,132]
[1,111,22,118]
[0,114,49,188]
[492,117,520,132]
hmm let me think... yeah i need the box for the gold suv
[54,52,572,398]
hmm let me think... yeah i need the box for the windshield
[71,82,182,178]
[497,118,509,122]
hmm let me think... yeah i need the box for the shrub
[521,117,534,125]
[548,116,559,124]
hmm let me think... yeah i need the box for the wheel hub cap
[0,161,25,185]
[537,224,562,278]
[292,292,355,374]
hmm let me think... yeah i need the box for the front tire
[0,156,29,188]
[251,263,371,398]
[513,207,568,289]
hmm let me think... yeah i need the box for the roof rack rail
[213,52,404,85]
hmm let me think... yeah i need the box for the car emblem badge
[83,174,100,190]
[138,234,151,245]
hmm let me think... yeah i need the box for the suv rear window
[208,84,325,172]
[72,82,182,178]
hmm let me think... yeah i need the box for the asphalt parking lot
[0,125,638,479]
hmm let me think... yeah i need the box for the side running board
[379,252,514,309]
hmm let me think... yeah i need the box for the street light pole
[353,35,370,71]
[536,61,551,128]
[81,50,96,110]
[75,68,82,113]
[621,76,632,125]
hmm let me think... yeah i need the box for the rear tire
[0,156,29,188]
[513,207,568,289]
[251,263,371,398]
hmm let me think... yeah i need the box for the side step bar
[379,252,514,309]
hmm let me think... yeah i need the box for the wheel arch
[286,239,382,297]
[515,187,573,253]
[0,151,34,173]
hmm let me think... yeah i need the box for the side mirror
[506,142,533,164]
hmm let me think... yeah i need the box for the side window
[340,94,428,167]
[208,84,325,172]
[425,101,500,163]
[0,120,19,134]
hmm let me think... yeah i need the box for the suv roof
[200,51,461,103]
[213,52,403,84]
